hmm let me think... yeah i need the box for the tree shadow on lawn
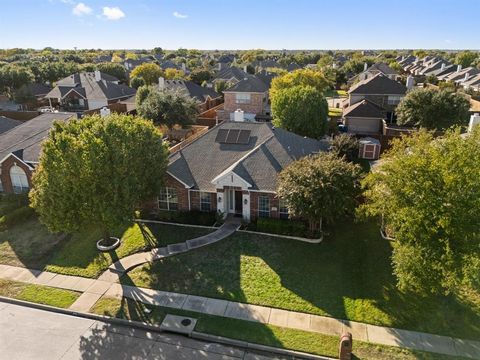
[124,220,480,339]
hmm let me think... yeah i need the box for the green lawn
[0,279,80,308]
[328,107,343,117]
[124,221,480,340]
[324,89,348,98]
[0,217,213,278]
[91,296,461,360]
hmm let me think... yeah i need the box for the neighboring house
[94,55,113,63]
[212,66,249,86]
[348,62,398,85]
[157,78,223,113]
[286,62,301,72]
[124,58,152,71]
[0,112,75,194]
[146,121,328,222]
[342,99,385,135]
[0,116,22,135]
[216,75,270,122]
[252,59,281,72]
[347,73,407,123]
[216,54,235,70]
[441,67,480,85]
[45,71,136,111]
[463,74,480,91]
[16,83,52,100]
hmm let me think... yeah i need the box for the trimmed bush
[0,206,36,229]
[255,218,308,237]
[0,193,29,216]
[152,210,216,226]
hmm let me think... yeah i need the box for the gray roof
[224,75,269,93]
[343,99,384,118]
[161,80,221,102]
[46,72,135,102]
[213,67,248,82]
[349,74,406,95]
[168,122,328,192]
[0,112,75,164]
[17,83,52,97]
[0,116,22,135]
[368,62,397,75]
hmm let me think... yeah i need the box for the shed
[359,137,381,160]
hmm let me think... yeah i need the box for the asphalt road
[0,301,281,360]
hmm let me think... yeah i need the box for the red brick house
[0,112,75,194]
[150,121,329,222]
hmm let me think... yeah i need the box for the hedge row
[255,217,308,237]
[0,206,36,230]
[144,210,217,226]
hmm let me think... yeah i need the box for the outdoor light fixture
[244,198,248,205]
[218,197,222,203]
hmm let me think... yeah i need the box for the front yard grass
[0,217,213,278]
[91,296,462,360]
[124,221,480,340]
[0,278,80,308]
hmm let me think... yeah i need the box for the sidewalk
[0,263,479,358]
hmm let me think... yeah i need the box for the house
[212,66,249,86]
[146,121,329,222]
[0,112,75,194]
[342,99,385,135]
[157,78,223,113]
[463,74,480,91]
[45,71,136,111]
[0,116,22,135]
[216,75,270,122]
[124,57,152,71]
[348,62,398,85]
[347,73,407,123]
[16,83,52,100]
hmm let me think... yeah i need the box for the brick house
[147,121,328,222]
[216,76,270,122]
[0,112,75,194]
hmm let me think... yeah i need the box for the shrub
[256,218,308,237]
[0,193,29,216]
[330,134,359,161]
[153,210,216,226]
[0,206,36,230]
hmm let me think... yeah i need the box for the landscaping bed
[123,221,480,340]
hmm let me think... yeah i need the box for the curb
[0,296,334,360]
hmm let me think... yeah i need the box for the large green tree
[396,88,470,130]
[130,63,163,85]
[277,153,362,232]
[30,114,169,242]
[271,85,328,138]
[455,51,478,68]
[137,88,198,129]
[270,68,331,99]
[0,64,34,96]
[359,128,480,295]
[97,62,127,82]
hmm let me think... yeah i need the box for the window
[236,93,251,104]
[0,179,3,193]
[279,199,289,220]
[200,192,211,212]
[387,95,402,105]
[158,187,178,211]
[362,144,376,159]
[258,196,270,218]
[10,165,29,194]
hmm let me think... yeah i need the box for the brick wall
[222,92,266,118]
[189,191,217,212]
[141,174,189,213]
[0,155,33,194]
[249,191,280,221]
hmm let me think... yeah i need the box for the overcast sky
[1,0,478,50]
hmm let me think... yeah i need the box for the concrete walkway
[0,264,479,358]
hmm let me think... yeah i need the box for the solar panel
[237,130,251,144]
[215,129,228,143]
[226,129,240,144]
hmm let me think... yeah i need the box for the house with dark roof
[348,62,398,85]
[212,66,249,86]
[0,112,75,194]
[342,99,385,134]
[216,75,270,122]
[0,116,22,135]
[347,73,407,124]
[145,121,328,222]
[45,71,136,111]
[157,78,223,113]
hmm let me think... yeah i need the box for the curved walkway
[98,217,241,282]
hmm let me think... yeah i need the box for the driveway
[0,301,283,359]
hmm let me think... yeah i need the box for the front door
[235,191,243,215]
[226,188,235,214]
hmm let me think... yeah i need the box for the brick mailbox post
[339,332,353,360]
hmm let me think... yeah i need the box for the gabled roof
[0,116,22,135]
[0,112,75,164]
[349,73,406,95]
[224,75,269,93]
[343,99,384,118]
[162,80,221,102]
[168,122,328,192]
[17,83,52,97]
[368,62,397,75]
[160,60,181,70]
[213,66,248,82]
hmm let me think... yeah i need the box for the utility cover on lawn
[160,314,197,335]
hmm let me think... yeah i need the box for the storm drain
[160,314,197,335]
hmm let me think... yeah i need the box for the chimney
[243,65,248,73]
[406,75,414,90]
[363,62,368,71]
[441,63,446,71]
[158,77,165,90]
[464,72,469,81]
[457,64,462,72]
[206,83,213,88]
[94,70,102,82]
[181,63,186,72]
[468,113,480,132]
[233,109,244,122]
[100,106,111,118]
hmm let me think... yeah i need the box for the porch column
[242,192,250,222]
[216,189,225,217]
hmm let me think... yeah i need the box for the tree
[330,134,359,161]
[278,153,362,232]
[129,76,145,89]
[270,69,331,99]
[30,114,169,243]
[97,62,126,82]
[152,47,163,56]
[396,88,470,130]
[130,63,163,85]
[137,89,198,129]
[0,64,34,96]
[214,80,228,94]
[455,51,478,68]
[189,69,212,85]
[164,68,185,80]
[135,85,154,106]
[272,85,328,138]
[359,128,480,295]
